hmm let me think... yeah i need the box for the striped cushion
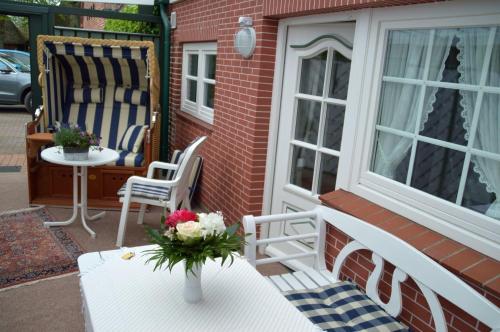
[119,125,148,153]
[69,87,103,103]
[115,87,148,105]
[117,183,171,201]
[284,281,408,332]
[113,150,145,167]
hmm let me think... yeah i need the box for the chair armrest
[125,175,178,189]
[25,106,44,135]
[146,161,178,178]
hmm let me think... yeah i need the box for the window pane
[188,54,198,76]
[205,54,216,79]
[428,30,459,82]
[187,79,197,102]
[462,157,498,219]
[472,93,500,155]
[318,154,339,194]
[328,51,351,100]
[377,81,422,133]
[290,146,315,191]
[299,51,327,96]
[486,29,500,87]
[419,87,472,146]
[410,142,464,203]
[383,29,429,79]
[204,83,214,108]
[371,131,412,184]
[323,104,345,151]
[457,27,491,86]
[294,99,321,144]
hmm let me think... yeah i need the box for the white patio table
[78,245,321,332]
[41,146,119,238]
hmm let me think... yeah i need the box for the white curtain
[457,27,500,219]
[374,29,456,178]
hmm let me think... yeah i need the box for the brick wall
[80,3,122,31]
[169,0,278,224]
[168,0,498,331]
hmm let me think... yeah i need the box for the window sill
[319,189,500,297]
[176,110,214,131]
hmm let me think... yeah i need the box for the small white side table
[41,146,119,238]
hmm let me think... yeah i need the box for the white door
[266,22,355,269]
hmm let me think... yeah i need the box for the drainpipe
[159,0,170,161]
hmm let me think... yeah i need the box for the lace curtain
[457,27,500,219]
[373,29,456,178]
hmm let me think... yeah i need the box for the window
[181,43,217,124]
[371,26,500,222]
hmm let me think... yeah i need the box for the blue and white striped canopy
[38,36,159,166]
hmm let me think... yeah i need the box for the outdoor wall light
[234,17,256,59]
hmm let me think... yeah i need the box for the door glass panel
[290,146,315,191]
[323,104,345,151]
[318,154,339,194]
[283,206,316,248]
[294,99,321,144]
[328,51,351,100]
[299,51,327,96]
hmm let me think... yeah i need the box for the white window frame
[264,0,500,260]
[350,1,500,259]
[181,42,216,124]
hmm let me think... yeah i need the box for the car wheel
[23,91,32,113]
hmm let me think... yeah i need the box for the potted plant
[53,123,101,161]
[145,209,246,304]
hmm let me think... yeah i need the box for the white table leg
[43,165,78,227]
[79,166,97,238]
[81,167,106,221]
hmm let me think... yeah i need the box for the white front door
[266,22,355,268]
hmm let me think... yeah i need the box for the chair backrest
[243,205,500,332]
[169,136,207,207]
[167,149,203,201]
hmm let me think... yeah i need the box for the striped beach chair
[26,35,160,207]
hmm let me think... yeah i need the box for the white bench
[243,205,500,332]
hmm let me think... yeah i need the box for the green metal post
[159,0,170,161]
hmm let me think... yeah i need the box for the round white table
[41,146,119,238]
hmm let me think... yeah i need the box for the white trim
[181,42,217,125]
[264,0,500,260]
[349,0,500,259]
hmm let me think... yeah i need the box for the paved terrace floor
[0,109,287,331]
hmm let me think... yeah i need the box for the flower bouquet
[145,209,246,303]
[53,122,102,161]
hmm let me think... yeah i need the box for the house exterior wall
[168,1,498,331]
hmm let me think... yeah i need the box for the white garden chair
[116,136,207,247]
[243,205,500,332]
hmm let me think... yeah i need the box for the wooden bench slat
[293,271,318,289]
[269,275,292,292]
[303,268,331,286]
[281,273,306,290]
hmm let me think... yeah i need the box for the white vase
[183,262,203,304]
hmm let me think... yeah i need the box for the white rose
[198,212,226,237]
[176,221,202,241]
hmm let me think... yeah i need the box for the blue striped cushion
[284,281,408,332]
[119,125,148,153]
[115,87,148,105]
[69,87,103,103]
[113,150,145,167]
[117,182,171,201]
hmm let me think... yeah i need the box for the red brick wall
[80,3,122,30]
[169,0,278,224]
[168,0,498,331]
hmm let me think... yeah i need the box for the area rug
[0,207,83,289]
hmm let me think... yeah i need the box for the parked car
[0,57,31,111]
[0,49,30,69]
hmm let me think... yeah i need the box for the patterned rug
[0,207,83,289]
